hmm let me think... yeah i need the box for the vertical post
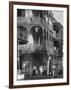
[47,55,51,75]
[17,40,20,69]
[46,29,47,49]
[43,28,44,44]
[47,59,50,75]
[48,11,49,48]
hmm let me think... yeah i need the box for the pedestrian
[32,66,37,76]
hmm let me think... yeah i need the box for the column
[43,29,44,44]
[46,30,47,50]
[47,59,50,75]
[47,55,51,75]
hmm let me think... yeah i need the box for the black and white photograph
[9,2,69,88]
[17,9,63,80]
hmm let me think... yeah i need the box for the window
[20,33,23,38]
[17,9,25,17]
[17,9,22,17]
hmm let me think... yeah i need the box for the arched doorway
[30,26,43,45]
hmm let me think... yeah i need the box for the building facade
[17,9,63,80]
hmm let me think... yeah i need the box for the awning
[18,38,28,44]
